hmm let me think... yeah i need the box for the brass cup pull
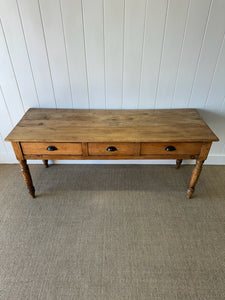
[165,145,176,151]
[47,145,58,151]
[106,146,117,152]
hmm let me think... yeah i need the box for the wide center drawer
[141,142,202,155]
[88,142,136,156]
[21,142,82,155]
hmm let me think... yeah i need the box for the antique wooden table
[5,108,219,199]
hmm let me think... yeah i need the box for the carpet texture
[0,164,224,300]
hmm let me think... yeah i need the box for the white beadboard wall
[0,0,225,164]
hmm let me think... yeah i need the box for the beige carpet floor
[0,164,224,300]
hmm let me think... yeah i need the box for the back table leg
[19,160,35,198]
[42,160,49,168]
[176,159,182,169]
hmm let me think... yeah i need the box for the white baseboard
[0,152,16,163]
[204,155,225,165]
[1,153,225,165]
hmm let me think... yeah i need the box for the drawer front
[88,142,136,156]
[21,142,82,155]
[141,142,202,155]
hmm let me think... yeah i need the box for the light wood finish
[140,142,202,155]
[176,159,183,169]
[199,142,212,160]
[42,160,48,168]
[19,160,35,198]
[23,154,199,160]
[5,109,219,198]
[5,108,219,143]
[187,160,204,199]
[134,142,141,156]
[88,143,136,156]
[21,142,82,155]
[186,142,212,199]
[11,142,24,160]
[82,142,88,157]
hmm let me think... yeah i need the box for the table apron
[23,154,200,160]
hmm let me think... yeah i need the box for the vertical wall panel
[0,24,24,125]
[155,0,190,108]
[188,0,225,108]
[39,0,72,108]
[0,133,8,162]
[0,133,14,162]
[0,0,39,110]
[204,36,225,112]
[0,88,14,158]
[202,36,225,155]
[122,0,146,108]
[0,87,13,137]
[139,0,168,108]
[60,0,89,109]
[172,0,212,108]
[82,0,105,108]
[104,0,124,109]
[17,0,56,108]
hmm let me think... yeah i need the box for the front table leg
[187,159,204,199]
[19,160,35,198]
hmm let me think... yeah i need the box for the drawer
[141,142,202,155]
[21,142,82,155]
[88,143,136,156]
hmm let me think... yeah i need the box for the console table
[5,108,218,199]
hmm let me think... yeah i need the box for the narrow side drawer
[88,142,136,156]
[141,142,202,155]
[21,142,83,155]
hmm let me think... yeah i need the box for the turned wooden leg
[176,159,182,169]
[42,160,49,168]
[19,160,35,198]
[187,159,204,199]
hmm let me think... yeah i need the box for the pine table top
[5,108,219,143]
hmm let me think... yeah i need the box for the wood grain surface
[88,142,136,156]
[5,108,219,143]
[21,142,82,155]
[141,142,202,155]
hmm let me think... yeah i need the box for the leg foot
[42,160,49,168]
[187,187,194,199]
[176,159,183,169]
[19,160,35,198]
[187,159,204,199]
